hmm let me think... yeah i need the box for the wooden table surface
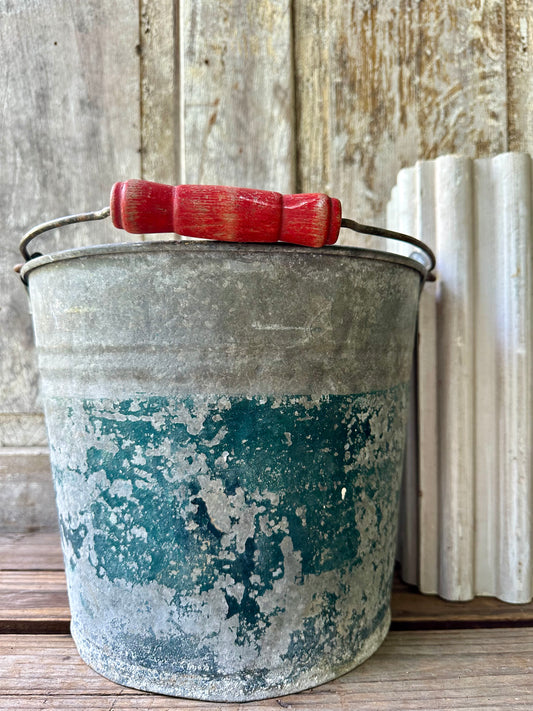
[1,532,533,710]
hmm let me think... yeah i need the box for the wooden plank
[0,532,63,570]
[292,1,330,196]
[0,571,69,634]
[179,0,295,192]
[1,630,533,708]
[0,415,47,449]
[2,563,533,635]
[506,0,533,154]
[0,0,141,421]
[0,448,57,533]
[1,1,141,532]
[391,579,533,630]
[140,0,177,186]
[294,0,508,229]
[3,530,533,631]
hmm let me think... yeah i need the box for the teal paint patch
[46,384,409,697]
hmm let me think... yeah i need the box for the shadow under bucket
[20,239,428,701]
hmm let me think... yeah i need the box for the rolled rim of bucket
[19,239,431,285]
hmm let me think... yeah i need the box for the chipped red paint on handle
[110,180,342,248]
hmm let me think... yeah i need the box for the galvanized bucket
[19,223,432,701]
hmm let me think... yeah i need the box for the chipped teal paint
[45,383,409,701]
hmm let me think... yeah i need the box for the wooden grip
[110,180,342,248]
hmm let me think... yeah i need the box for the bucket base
[71,609,390,702]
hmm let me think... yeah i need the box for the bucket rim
[19,239,429,282]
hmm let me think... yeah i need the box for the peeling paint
[45,384,408,700]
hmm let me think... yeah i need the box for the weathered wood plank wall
[0,1,141,530]
[294,0,509,228]
[140,0,176,186]
[507,0,533,155]
[179,0,295,191]
[2,1,532,559]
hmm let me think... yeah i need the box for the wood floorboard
[0,531,63,570]
[1,533,533,708]
[390,580,533,629]
[2,533,533,632]
[1,630,532,709]
[3,571,533,633]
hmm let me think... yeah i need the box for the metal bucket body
[23,242,423,701]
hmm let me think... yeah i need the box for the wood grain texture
[0,571,69,633]
[2,533,533,634]
[111,180,341,245]
[1,1,141,535]
[391,579,533,629]
[1,1,140,418]
[0,414,48,449]
[294,0,508,230]
[1,630,533,708]
[506,0,533,154]
[3,0,533,609]
[140,0,177,185]
[0,0,142,538]
[4,568,533,636]
[179,0,295,191]
[0,532,63,571]
[0,449,56,532]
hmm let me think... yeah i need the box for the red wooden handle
[110,180,342,248]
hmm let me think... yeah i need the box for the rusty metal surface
[24,242,422,701]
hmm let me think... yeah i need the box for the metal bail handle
[18,180,436,273]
